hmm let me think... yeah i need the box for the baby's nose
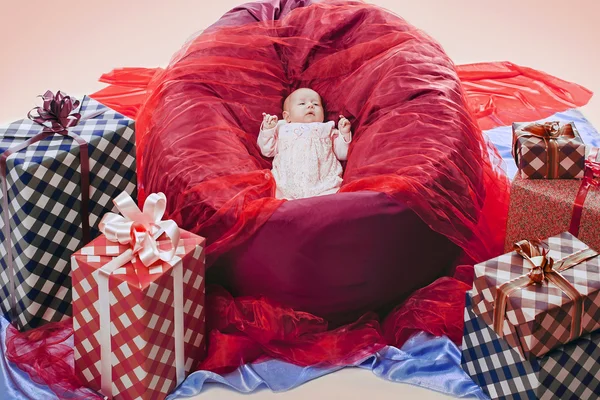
[307,103,314,109]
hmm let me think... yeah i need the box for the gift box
[461,294,600,400]
[505,149,600,252]
[512,121,585,179]
[72,192,206,400]
[0,91,137,331]
[472,232,600,360]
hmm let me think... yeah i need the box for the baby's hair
[283,88,324,113]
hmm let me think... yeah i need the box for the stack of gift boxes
[0,91,207,399]
[461,121,600,398]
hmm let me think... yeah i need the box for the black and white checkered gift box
[0,96,136,331]
[461,294,600,399]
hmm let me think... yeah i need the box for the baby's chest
[279,123,332,140]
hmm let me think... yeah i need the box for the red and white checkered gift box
[471,232,600,360]
[71,192,206,400]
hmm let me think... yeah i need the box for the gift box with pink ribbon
[506,148,600,253]
[71,192,206,400]
[471,231,600,359]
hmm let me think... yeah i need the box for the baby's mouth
[306,112,315,116]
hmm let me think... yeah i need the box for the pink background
[0,0,598,127]
[1,1,598,399]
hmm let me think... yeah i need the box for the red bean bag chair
[88,0,592,371]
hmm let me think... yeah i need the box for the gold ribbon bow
[493,239,598,341]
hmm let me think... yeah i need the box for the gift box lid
[0,96,133,170]
[473,232,600,327]
[72,230,206,291]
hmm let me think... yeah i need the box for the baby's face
[284,88,325,123]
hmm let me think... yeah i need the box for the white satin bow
[98,192,180,267]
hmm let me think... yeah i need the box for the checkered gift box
[512,121,585,179]
[461,294,600,399]
[0,95,136,331]
[472,232,600,360]
[71,201,206,400]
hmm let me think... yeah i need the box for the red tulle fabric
[5,2,593,399]
[4,320,103,399]
[90,3,591,266]
[199,285,386,374]
[96,2,512,265]
[456,62,593,131]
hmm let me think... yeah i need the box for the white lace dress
[257,121,352,200]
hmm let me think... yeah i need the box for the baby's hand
[262,113,278,130]
[338,115,351,135]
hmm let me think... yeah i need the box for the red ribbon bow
[27,90,81,133]
[582,159,600,188]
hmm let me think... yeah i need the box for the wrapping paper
[505,155,600,252]
[0,96,136,331]
[472,232,600,359]
[71,231,206,400]
[462,294,600,399]
[512,121,585,179]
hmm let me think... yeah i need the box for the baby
[257,88,352,200]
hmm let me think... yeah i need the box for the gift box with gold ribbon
[512,121,586,179]
[461,293,600,399]
[471,232,600,359]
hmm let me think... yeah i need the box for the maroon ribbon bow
[569,148,600,236]
[1,91,93,323]
[27,90,82,133]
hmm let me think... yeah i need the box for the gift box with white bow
[71,192,206,400]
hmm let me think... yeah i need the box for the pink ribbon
[98,192,180,267]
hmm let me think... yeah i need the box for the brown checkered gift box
[512,121,586,179]
[505,149,600,253]
[71,192,206,400]
[471,232,600,360]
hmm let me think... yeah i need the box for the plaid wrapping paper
[472,232,600,360]
[0,96,137,331]
[505,151,600,253]
[512,122,586,179]
[461,294,600,400]
[72,230,206,400]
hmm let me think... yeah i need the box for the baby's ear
[282,111,290,122]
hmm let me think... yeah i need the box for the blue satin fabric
[484,108,600,180]
[3,108,599,399]
[168,332,487,399]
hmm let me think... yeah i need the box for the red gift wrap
[71,193,206,400]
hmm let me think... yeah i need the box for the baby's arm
[333,115,352,161]
[257,113,279,158]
